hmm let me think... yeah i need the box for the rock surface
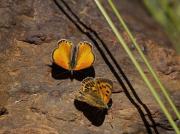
[0,0,179,134]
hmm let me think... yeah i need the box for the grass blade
[94,0,180,133]
[108,0,180,120]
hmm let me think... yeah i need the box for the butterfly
[52,39,95,74]
[75,77,113,109]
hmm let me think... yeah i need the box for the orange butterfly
[52,39,95,74]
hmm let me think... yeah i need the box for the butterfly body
[52,39,95,73]
[76,77,113,109]
[70,46,77,70]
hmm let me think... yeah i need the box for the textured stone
[0,0,179,134]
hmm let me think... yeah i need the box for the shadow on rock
[74,99,112,126]
[48,63,95,81]
[0,107,8,116]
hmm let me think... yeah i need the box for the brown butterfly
[75,77,113,109]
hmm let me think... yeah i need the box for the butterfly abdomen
[70,46,77,70]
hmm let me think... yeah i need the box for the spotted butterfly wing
[75,77,113,109]
[96,78,113,106]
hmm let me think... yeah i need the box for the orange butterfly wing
[52,39,72,70]
[74,42,95,71]
[96,78,113,105]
